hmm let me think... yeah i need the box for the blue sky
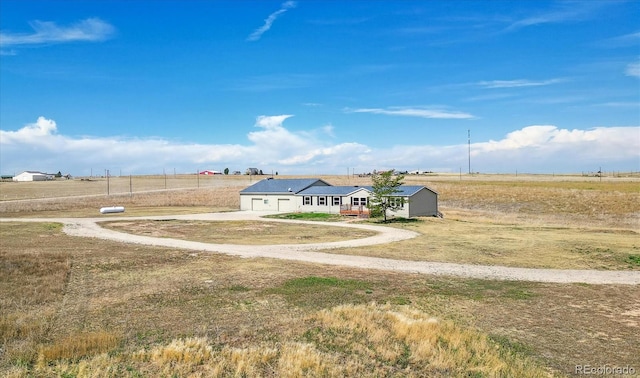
[1,0,638,176]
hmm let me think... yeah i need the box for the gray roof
[241,178,438,197]
[298,186,370,196]
[240,178,329,194]
[383,185,435,196]
[298,185,434,197]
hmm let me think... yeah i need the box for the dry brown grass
[0,187,241,217]
[1,173,639,376]
[325,216,640,270]
[0,174,254,201]
[2,221,639,376]
[102,219,377,244]
[13,304,551,378]
[37,331,119,364]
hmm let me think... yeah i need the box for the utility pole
[468,129,471,174]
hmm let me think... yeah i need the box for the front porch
[340,204,370,218]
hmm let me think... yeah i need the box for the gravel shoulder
[2,211,639,285]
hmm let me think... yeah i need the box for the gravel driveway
[3,211,639,285]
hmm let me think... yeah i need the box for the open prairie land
[1,174,639,377]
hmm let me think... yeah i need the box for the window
[333,196,341,206]
[352,197,368,206]
[388,197,404,208]
[304,196,311,205]
[263,199,269,205]
[318,196,326,206]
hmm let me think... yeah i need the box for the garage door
[251,198,262,211]
[278,198,292,212]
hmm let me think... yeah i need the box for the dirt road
[2,211,639,285]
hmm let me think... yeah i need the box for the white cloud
[477,78,565,88]
[472,125,640,171]
[0,116,58,142]
[246,1,296,42]
[1,117,638,175]
[0,18,115,47]
[346,106,475,119]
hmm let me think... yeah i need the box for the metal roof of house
[382,185,435,196]
[240,179,438,197]
[298,185,434,197]
[297,186,371,196]
[239,178,329,194]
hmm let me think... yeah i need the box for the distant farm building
[240,178,439,218]
[12,171,54,182]
[199,170,222,175]
[245,168,260,175]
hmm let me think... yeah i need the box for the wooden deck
[340,205,370,217]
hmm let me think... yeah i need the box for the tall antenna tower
[468,129,471,174]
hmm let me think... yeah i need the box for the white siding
[12,172,49,182]
[386,196,410,218]
[240,194,302,212]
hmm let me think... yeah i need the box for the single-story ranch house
[240,178,438,218]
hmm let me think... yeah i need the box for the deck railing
[340,204,370,217]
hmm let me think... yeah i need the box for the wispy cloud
[345,106,475,120]
[595,31,640,48]
[0,18,115,48]
[1,117,638,175]
[505,1,610,31]
[477,78,566,89]
[625,61,640,78]
[246,1,296,42]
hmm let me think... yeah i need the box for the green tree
[224,167,229,175]
[369,170,405,222]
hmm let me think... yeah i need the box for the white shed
[12,171,52,182]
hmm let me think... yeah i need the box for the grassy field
[1,174,639,376]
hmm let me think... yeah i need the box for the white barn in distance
[240,178,439,218]
[12,171,54,182]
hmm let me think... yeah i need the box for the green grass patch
[489,334,534,358]
[626,254,640,267]
[264,212,343,221]
[227,284,251,292]
[267,276,373,308]
[425,279,537,301]
[370,217,421,224]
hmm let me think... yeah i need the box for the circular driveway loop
[3,211,639,285]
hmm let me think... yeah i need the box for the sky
[1,0,639,176]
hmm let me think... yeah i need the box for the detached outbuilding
[12,171,53,182]
[240,178,439,218]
